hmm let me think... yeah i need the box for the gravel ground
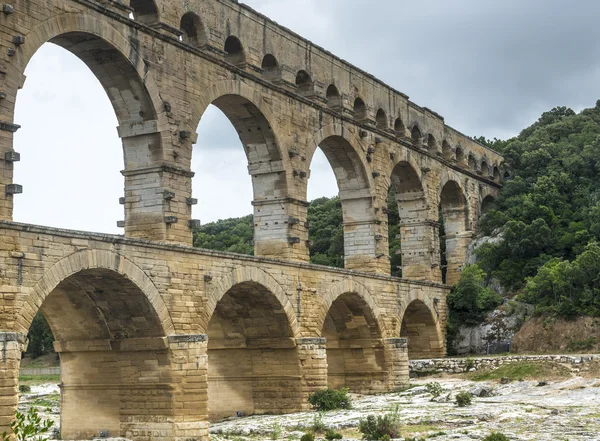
[18,376,600,440]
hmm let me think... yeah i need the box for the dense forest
[26,102,600,357]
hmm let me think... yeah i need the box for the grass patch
[19,374,60,385]
[470,361,570,382]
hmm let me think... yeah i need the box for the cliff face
[512,316,600,353]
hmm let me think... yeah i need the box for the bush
[300,433,315,441]
[270,422,282,440]
[308,388,351,411]
[358,406,401,440]
[484,433,509,441]
[310,412,326,432]
[425,382,443,398]
[18,385,31,394]
[455,391,473,407]
[324,429,343,440]
[1,407,54,441]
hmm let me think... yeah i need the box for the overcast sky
[12,0,600,233]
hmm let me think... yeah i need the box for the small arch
[326,84,342,109]
[130,0,159,24]
[481,195,496,216]
[493,166,501,182]
[468,153,477,171]
[481,160,489,177]
[455,146,465,163]
[439,180,469,285]
[261,54,280,81]
[394,118,405,136]
[296,70,314,96]
[354,97,367,121]
[503,170,511,180]
[400,299,444,359]
[224,35,246,66]
[376,108,388,130]
[180,12,207,47]
[442,140,453,160]
[427,134,437,153]
[411,125,422,145]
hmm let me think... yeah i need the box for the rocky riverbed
[17,374,600,440]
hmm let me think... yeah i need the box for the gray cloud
[14,1,600,231]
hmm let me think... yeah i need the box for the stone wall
[410,354,600,375]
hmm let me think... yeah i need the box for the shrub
[358,406,401,440]
[300,433,315,441]
[324,429,343,440]
[455,391,473,407]
[310,412,326,433]
[270,421,282,440]
[484,433,509,441]
[425,382,443,398]
[465,358,475,372]
[308,388,351,411]
[18,385,31,394]
[1,407,54,441]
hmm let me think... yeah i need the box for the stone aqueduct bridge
[0,0,503,439]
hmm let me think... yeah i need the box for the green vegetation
[475,103,600,318]
[483,433,510,441]
[26,312,54,358]
[1,407,54,441]
[470,361,570,381]
[18,375,60,385]
[270,421,282,440]
[454,391,472,407]
[324,429,343,440]
[425,382,443,399]
[307,388,351,412]
[358,405,401,440]
[300,433,315,441]
[446,265,503,353]
[193,214,254,255]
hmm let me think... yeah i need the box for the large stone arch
[15,249,175,336]
[307,123,379,269]
[10,13,166,135]
[318,278,384,337]
[319,278,389,393]
[205,266,301,419]
[189,80,298,259]
[205,266,297,336]
[399,290,444,359]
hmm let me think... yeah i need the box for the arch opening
[389,162,431,279]
[21,268,168,440]
[427,134,437,154]
[14,32,160,232]
[376,108,388,130]
[455,146,465,164]
[192,95,286,255]
[493,166,501,182]
[261,54,281,81]
[308,135,374,268]
[180,12,207,47]
[439,181,468,285]
[442,140,453,160]
[468,154,477,171]
[326,84,342,109]
[224,36,245,66]
[353,98,367,121]
[322,292,385,393]
[296,70,314,96]
[130,0,159,24]
[394,118,405,137]
[400,300,443,359]
[411,126,422,145]
[481,160,489,177]
[207,282,301,420]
